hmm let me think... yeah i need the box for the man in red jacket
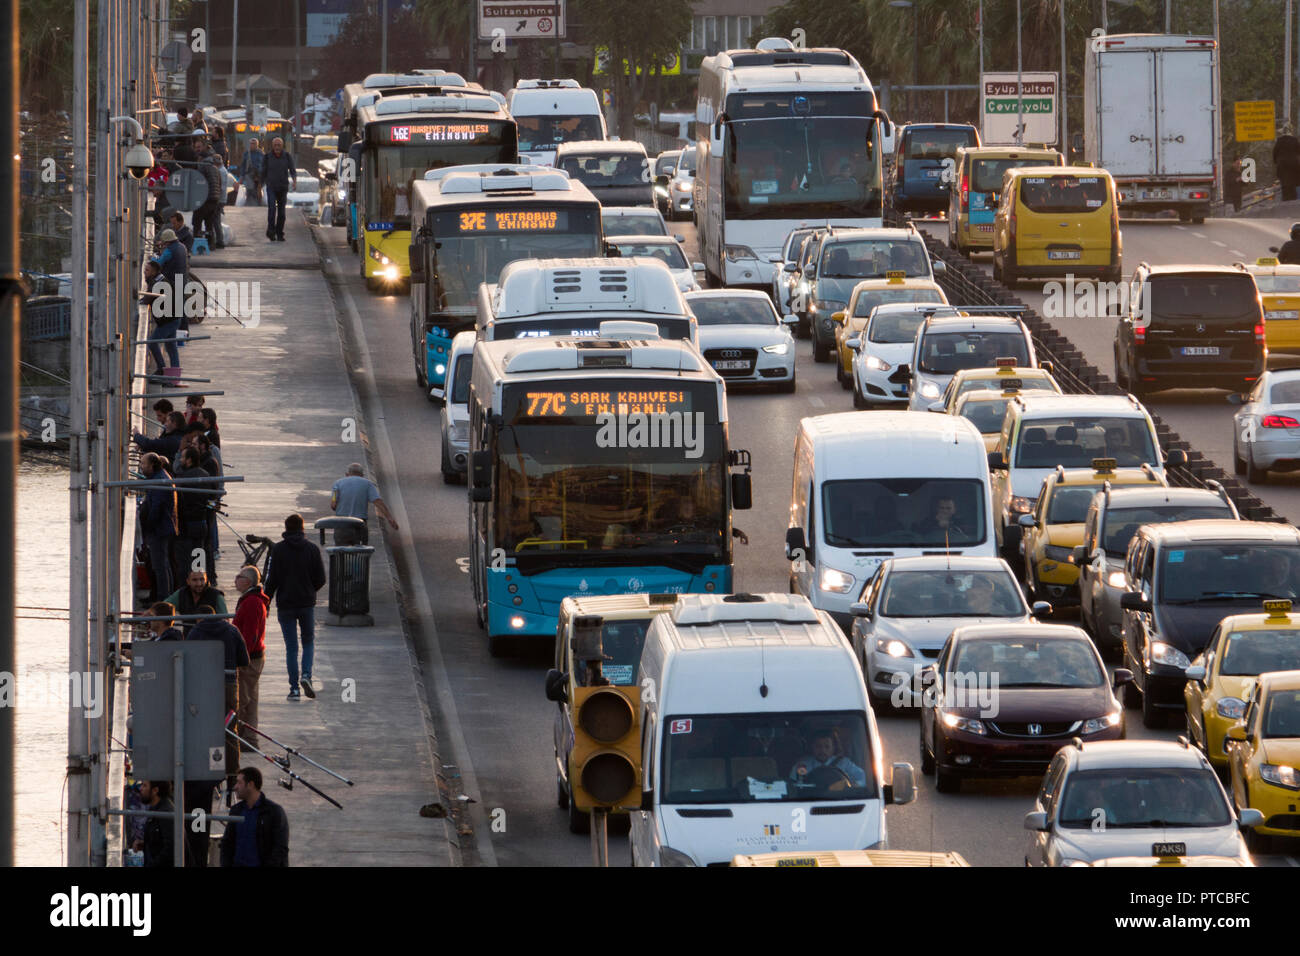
[232,565,270,738]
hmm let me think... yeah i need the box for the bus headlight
[434,363,446,376]
[510,615,526,629]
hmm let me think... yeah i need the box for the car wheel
[567,794,591,835]
[488,633,509,658]
[1246,451,1268,485]
[813,337,831,363]
[1234,438,1247,475]
[777,373,796,394]
[440,441,456,484]
[836,359,849,387]
[1002,261,1018,289]
[853,385,869,409]
[992,255,1002,282]
[1141,683,1165,729]
[919,724,935,775]
[1123,675,1143,709]
[557,773,569,809]
[935,764,961,794]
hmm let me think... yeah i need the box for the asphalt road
[326,211,1300,867]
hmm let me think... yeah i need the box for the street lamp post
[890,0,919,119]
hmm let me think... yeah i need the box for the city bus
[694,36,893,289]
[467,326,753,654]
[408,165,604,398]
[353,92,517,290]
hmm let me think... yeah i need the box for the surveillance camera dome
[125,142,155,179]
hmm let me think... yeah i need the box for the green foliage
[313,5,434,94]
[414,0,473,77]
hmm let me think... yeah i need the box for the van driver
[789,730,866,788]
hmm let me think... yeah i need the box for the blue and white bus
[694,37,893,289]
[408,166,603,398]
[466,326,752,655]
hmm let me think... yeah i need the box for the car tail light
[1133,325,1146,345]
[1262,414,1300,429]
[960,175,969,210]
[1009,212,1016,239]
[1256,323,1267,343]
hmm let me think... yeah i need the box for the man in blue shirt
[330,462,399,545]
[788,730,867,789]
[220,766,289,867]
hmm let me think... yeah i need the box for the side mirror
[1239,808,1265,828]
[1018,513,1037,529]
[784,262,797,272]
[469,450,493,502]
[988,451,1007,470]
[785,526,808,558]
[640,788,655,811]
[1120,591,1152,612]
[1113,667,1135,687]
[1165,448,1188,468]
[831,311,846,324]
[1183,665,1206,682]
[1039,360,1054,374]
[1071,545,1086,565]
[781,314,799,326]
[1024,810,1050,832]
[918,665,937,686]
[846,335,861,350]
[1031,600,1053,617]
[887,763,916,805]
[1226,723,1247,743]
[849,601,872,617]
[692,262,706,273]
[1226,393,1246,405]
[731,472,753,510]
[1269,246,1280,254]
[544,669,568,703]
[932,259,947,275]
[674,234,685,243]
[408,245,424,281]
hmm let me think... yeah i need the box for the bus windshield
[365,139,514,225]
[724,117,882,220]
[515,114,604,153]
[430,206,602,309]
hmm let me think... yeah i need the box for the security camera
[125,142,155,179]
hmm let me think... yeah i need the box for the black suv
[1114,263,1265,396]
[1118,519,1300,729]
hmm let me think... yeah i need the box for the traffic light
[570,684,642,811]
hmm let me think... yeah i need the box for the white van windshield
[822,478,987,548]
[661,711,874,804]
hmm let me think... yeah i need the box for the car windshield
[868,309,948,343]
[1264,690,1300,737]
[1270,379,1300,404]
[918,330,1030,373]
[1019,175,1109,213]
[853,287,945,318]
[1253,275,1300,294]
[558,152,648,187]
[821,478,987,548]
[1057,768,1232,828]
[677,148,696,176]
[654,154,679,176]
[960,398,1009,434]
[1159,545,1300,603]
[879,569,1024,618]
[1148,275,1259,320]
[951,637,1103,688]
[514,114,604,153]
[955,374,1056,398]
[602,214,668,237]
[785,229,816,260]
[971,156,1058,193]
[1100,504,1234,558]
[1219,630,1300,677]
[1014,417,1157,469]
[1047,484,1103,524]
[820,239,930,278]
[572,619,651,687]
[904,128,977,160]
[689,297,777,326]
[612,241,687,269]
[660,711,875,804]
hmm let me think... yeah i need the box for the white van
[787,411,997,630]
[437,330,475,483]
[505,79,607,168]
[630,592,915,867]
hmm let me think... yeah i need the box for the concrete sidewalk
[145,205,454,865]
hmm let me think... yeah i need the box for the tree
[573,0,692,138]
[414,0,473,78]
[313,2,434,95]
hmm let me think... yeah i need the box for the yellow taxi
[1087,855,1253,867]
[730,849,969,867]
[1235,257,1300,353]
[947,145,1063,255]
[1226,667,1300,847]
[953,388,1016,453]
[1184,600,1300,772]
[937,359,1061,414]
[831,272,947,387]
[1018,458,1165,606]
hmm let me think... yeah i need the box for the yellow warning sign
[1235,101,1276,143]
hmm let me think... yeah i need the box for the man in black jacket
[132,411,187,461]
[139,453,179,601]
[1275,130,1300,202]
[263,137,297,241]
[1279,223,1300,265]
[220,766,289,866]
[194,151,225,248]
[264,513,325,700]
[174,446,218,586]
[135,780,176,867]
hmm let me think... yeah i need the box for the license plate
[1152,842,1186,857]
[923,169,942,178]
[976,224,994,232]
[1181,346,1220,356]
[1143,189,1173,199]
[713,360,749,370]
[1268,310,1300,320]
[1047,250,1081,260]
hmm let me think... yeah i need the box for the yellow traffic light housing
[570,685,642,811]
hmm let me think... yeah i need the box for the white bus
[506,79,607,168]
[695,37,893,289]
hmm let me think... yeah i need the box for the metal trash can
[314,517,373,626]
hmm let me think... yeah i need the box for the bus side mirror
[988,451,1007,470]
[408,246,423,282]
[544,669,568,704]
[731,472,753,510]
[469,450,493,502]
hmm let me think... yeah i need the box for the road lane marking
[1192,231,1207,239]
[1231,250,1245,257]
[1212,240,1227,248]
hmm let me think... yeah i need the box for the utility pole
[469,0,477,82]
[1016,0,1024,145]
[0,0,20,872]
[1165,0,1171,33]
[382,0,388,73]
[1287,0,1294,134]
[294,0,302,134]
[232,0,239,99]
[1061,0,1067,155]
[204,0,212,104]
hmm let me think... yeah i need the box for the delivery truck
[1083,33,1221,222]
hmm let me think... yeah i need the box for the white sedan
[683,289,797,392]
[287,168,320,208]
[607,235,704,292]
[848,303,959,409]
[1231,367,1300,484]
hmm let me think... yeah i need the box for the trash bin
[314,517,373,626]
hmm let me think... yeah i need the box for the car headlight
[1150,642,1191,669]
[818,566,855,593]
[1106,569,1128,588]
[1008,496,1036,515]
[864,354,892,371]
[725,244,758,261]
[919,380,942,400]
[383,265,400,281]
[940,711,986,735]
[337,187,347,201]
[673,181,691,192]
[1044,545,1074,562]
[875,638,914,659]
[762,342,789,355]
[1216,697,1247,720]
[1082,711,1122,735]
[659,845,697,866]
[449,422,468,443]
[811,299,847,315]
[1260,764,1300,790]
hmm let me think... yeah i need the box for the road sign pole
[469,0,477,80]
[1016,0,1024,146]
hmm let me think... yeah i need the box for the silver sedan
[1231,368,1300,484]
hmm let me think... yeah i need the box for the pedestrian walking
[240,137,266,206]
[133,780,176,867]
[189,604,251,779]
[132,411,187,461]
[219,766,289,867]
[263,513,326,700]
[209,153,229,246]
[1275,129,1300,203]
[233,565,269,737]
[210,125,229,166]
[263,137,297,241]
[139,453,179,601]
[330,463,399,544]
